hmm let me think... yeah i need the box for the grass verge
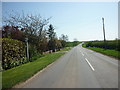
[82,44,120,59]
[2,52,65,89]
[60,47,72,52]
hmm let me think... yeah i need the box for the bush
[2,38,26,70]
[29,44,38,61]
[85,40,119,51]
[30,54,44,62]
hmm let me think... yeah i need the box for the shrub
[2,38,26,70]
[29,44,38,61]
[30,54,44,62]
[85,40,119,51]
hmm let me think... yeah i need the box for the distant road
[19,44,118,88]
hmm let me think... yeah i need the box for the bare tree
[3,11,50,37]
[3,11,51,54]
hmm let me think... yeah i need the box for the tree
[3,11,50,37]
[3,11,50,54]
[73,38,79,46]
[59,34,68,48]
[47,24,56,52]
[2,25,25,41]
[55,39,62,51]
[37,30,48,54]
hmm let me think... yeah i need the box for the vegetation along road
[16,43,118,88]
[2,3,119,89]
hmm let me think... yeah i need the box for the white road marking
[85,58,95,71]
[90,50,93,52]
[80,51,84,56]
[82,53,84,56]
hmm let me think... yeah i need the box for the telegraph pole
[102,17,106,49]
[25,38,29,61]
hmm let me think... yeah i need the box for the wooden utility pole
[102,17,106,49]
[25,38,29,61]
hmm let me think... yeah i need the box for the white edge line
[85,58,95,71]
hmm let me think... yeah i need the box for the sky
[2,2,118,41]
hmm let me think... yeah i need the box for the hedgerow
[2,38,26,70]
[85,40,119,51]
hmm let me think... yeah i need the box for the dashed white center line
[80,51,85,56]
[90,50,93,52]
[85,58,95,71]
[82,53,84,56]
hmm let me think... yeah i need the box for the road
[19,44,118,88]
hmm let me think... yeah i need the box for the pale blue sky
[2,2,118,41]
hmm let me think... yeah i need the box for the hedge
[2,38,26,70]
[85,40,120,51]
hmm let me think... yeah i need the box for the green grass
[60,47,72,52]
[2,52,65,89]
[66,41,81,47]
[82,44,120,59]
[30,54,44,61]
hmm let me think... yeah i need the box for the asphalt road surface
[19,44,118,88]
